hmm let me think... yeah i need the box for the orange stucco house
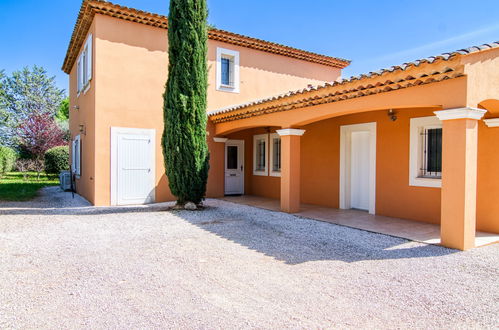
[63,0,499,250]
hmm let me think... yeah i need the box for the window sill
[217,85,239,93]
[409,176,441,188]
[270,171,281,177]
[253,170,267,176]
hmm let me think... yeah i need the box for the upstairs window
[269,133,281,177]
[409,116,442,187]
[221,57,233,86]
[253,134,268,176]
[216,47,239,93]
[77,34,93,95]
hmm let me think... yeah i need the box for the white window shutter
[76,136,81,176]
[71,139,76,172]
[86,34,92,81]
[77,57,82,93]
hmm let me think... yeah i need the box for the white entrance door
[111,127,155,205]
[350,131,370,210]
[225,140,244,195]
[340,122,376,214]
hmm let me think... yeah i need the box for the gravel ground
[0,187,498,329]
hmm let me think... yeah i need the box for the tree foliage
[0,66,65,146]
[16,112,66,161]
[44,145,69,174]
[162,0,210,205]
[0,145,17,177]
[56,97,69,121]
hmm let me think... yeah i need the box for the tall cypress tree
[162,0,209,206]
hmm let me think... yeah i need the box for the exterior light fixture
[79,124,86,135]
[388,109,397,121]
[73,105,80,110]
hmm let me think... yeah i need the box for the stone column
[434,107,486,250]
[276,128,305,213]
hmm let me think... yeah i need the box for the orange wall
[69,21,96,204]
[304,109,443,224]
[69,14,342,205]
[227,109,443,224]
[477,121,499,232]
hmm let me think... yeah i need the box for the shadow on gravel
[174,205,458,265]
[1,188,458,264]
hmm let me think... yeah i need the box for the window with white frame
[269,133,281,176]
[216,47,239,93]
[77,34,93,95]
[253,134,268,176]
[409,116,442,187]
[72,135,81,176]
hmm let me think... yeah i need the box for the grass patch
[0,172,59,201]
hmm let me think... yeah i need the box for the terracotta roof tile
[208,41,498,122]
[62,0,350,73]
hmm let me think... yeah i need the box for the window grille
[420,128,442,178]
[272,138,281,172]
[256,139,266,171]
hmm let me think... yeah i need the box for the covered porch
[207,45,499,251]
[221,195,499,248]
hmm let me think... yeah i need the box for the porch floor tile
[221,195,499,249]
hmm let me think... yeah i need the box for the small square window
[420,128,442,178]
[409,116,442,187]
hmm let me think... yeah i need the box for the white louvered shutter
[86,34,92,82]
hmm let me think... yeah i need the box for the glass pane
[227,146,238,169]
[256,140,266,171]
[426,128,442,173]
[273,138,281,172]
[221,58,230,85]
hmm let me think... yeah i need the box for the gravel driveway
[0,187,498,329]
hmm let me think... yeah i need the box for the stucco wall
[225,108,499,231]
[69,21,96,204]
[477,121,499,232]
[69,13,342,206]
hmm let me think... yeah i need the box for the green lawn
[0,172,59,201]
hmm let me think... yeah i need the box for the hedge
[0,146,17,176]
[44,146,69,174]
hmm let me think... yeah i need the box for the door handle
[240,165,243,171]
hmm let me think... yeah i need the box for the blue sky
[0,0,498,93]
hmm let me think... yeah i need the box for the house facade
[64,0,499,250]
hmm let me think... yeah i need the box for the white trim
[409,116,442,188]
[276,128,306,136]
[77,34,93,97]
[269,133,281,177]
[213,137,228,143]
[253,133,268,176]
[71,135,81,177]
[216,47,240,93]
[434,107,487,121]
[224,139,245,195]
[484,118,499,127]
[340,122,376,215]
[110,127,156,206]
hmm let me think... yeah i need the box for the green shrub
[0,146,17,177]
[44,146,69,174]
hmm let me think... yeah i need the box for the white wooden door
[111,127,155,205]
[224,140,244,195]
[350,131,370,210]
[340,122,376,214]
